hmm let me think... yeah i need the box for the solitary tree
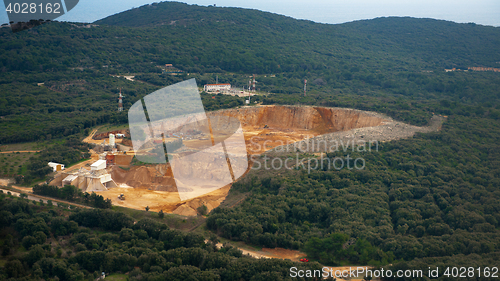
[145,206,150,212]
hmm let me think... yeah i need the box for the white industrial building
[91,160,107,171]
[203,83,231,92]
[48,162,65,172]
[61,159,117,192]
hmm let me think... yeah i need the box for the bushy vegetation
[208,116,500,269]
[20,137,91,183]
[1,2,499,144]
[0,194,321,280]
[304,233,395,266]
[33,184,112,209]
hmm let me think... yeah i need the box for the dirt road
[82,128,98,143]
[0,187,92,209]
[0,150,41,153]
[208,240,305,261]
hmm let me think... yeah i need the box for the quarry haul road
[206,240,305,261]
[207,239,370,280]
[0,187,92,209]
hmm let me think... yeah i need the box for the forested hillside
[96,2,500,70]
[1,2,499,144]
[0,194,321,280]
[208,115,500,272]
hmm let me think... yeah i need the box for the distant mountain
[95,1,303,28]
[94,1,500,70]
[1,1,499,161]
[1,2,498,77]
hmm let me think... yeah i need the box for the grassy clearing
[0,152,36,176]
[96,124,129,134]
[0,142,43,152]
[104,274,129,280]
[0,138,84,177]
[113,206,205,232]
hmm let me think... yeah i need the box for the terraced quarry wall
[208,105,390,154]
[211,105,389,133]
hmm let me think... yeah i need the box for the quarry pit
[84,105,444,216]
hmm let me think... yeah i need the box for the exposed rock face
[110,164,177,192]
[121,139,133,146]
[267,115,446,155]
[205,105,390,154]
[313,107,388,133]
[209,105,389,135]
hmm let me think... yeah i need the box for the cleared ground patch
[90,105,444,216]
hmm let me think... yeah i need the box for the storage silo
[109,134,115,147]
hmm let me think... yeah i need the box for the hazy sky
[1,0,499,26]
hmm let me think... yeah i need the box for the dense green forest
[1,1,500,279]
[0,194,322,280]
[1,2,500,144]
[207,115,500,273]
[32,184,112,209]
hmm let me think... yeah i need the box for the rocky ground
[267,114,446,155]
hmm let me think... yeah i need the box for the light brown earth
[94,184,231,214]
[0,178,12,186]
[83,105,444,216]
[209,240,305,261]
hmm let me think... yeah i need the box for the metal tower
[118,88,123,112]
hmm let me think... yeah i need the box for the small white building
[203,83,231,92]
[91,160,107,171]
[48,162,65,172]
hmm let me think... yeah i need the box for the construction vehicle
[118,194,125,200]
